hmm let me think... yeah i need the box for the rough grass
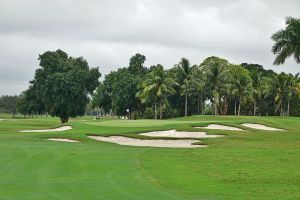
[0,114,299,199]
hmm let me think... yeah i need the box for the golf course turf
[0,114,299,199]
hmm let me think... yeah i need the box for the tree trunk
[287,99,290,116]
[154,102,157,119]
[238,95,241,116]
[214,103,217,116]
[257,100,259,116]
[185,91,188,117]
[197,96,200,115]
[159,101,162,120]
[253,101,256,116]
[214,94,218,116]
[234,101,237,116]
[213,96,217,116]
[200,94,203,115]
[280,99,284,116]
[222,97,229,115]
[60,116,69,123]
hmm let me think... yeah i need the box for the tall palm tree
[138,66,177,119]
[189,69,205,115]
[271,17,300,65]
[230,66,253,116]
[264,73,288,116]
[286,73,300,116]
[201,57,229,115]
[175,58,195,117]
[250,68,263,115]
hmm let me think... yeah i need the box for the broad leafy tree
[110,68,140,118]
[128,53,147,76]
[17,85,44,116]
[29,49,101,123]
[0,95,19,117]
[92,82,112,115]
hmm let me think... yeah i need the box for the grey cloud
[0,0,299,95]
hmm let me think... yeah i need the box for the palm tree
[138,66,177,119]
[264,73,288,116]
[189,69,205,115]
[201,57,229,115]
[175,58,195,117]
[271,17,300,65]
[230,66,253,116]
[249,68,263,115]
[286,73,300,116]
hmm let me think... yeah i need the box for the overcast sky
[0,0,299,95]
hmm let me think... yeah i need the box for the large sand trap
[88,136,206,148]
[241,123,284,131]
[196,124,244,131]
[46,138,79,142]
[140,129,223,138]
[20,126,72,132]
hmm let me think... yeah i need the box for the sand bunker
[20,126,72,132]
[140,129,223,138]
[88,136,206,148]
[46,138,79,142]
[241,123,284,131]
[197,124,244,131]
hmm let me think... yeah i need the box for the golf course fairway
[0,115,299,200]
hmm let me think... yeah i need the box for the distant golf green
[0,115,299,199]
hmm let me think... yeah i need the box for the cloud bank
[0,0,299,95]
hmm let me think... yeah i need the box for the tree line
[0,16,299,123]
[91,54,300,119]
[1,53,299,121]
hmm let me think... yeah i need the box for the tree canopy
[138,65,177,119]
[91,54,300,118]
[271,17,300,65]
[0,95,19,117]
[24,49,101,123]
[15,27,300,121]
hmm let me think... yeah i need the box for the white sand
[241,123,284,131]
[196,124,244,131]
[140,129,223,138]
[88,136,206,148]
[20,126,72,132]
[46,138,79,142]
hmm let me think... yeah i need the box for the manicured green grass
[0,114,299,199]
